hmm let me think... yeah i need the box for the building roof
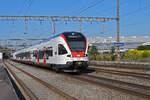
[142,42,150,46]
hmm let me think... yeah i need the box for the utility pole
[79,21,82,32]
[52,21,56,35]
[101,21,105,34]
[25,21,28,34]
[116,0,120,61]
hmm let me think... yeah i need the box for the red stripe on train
[43,48,47,66]
[60,34,71,52]
[37,51,39,64]
[72,52,85,58]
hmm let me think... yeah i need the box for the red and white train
[12,32,88,72]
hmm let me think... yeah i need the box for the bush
[142,51,150,58]
[88,45,99,60]
[121,50,150,62]
[111,55,116,61]
[88,53,112,61]
[88,49,150,62]
[137,45,150,50]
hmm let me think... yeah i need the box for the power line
[121,3,150,17]
[18,0,29,15]
[24,0,34,15]
[95,0,130,15]
[118,1,150,32]
[78,0,105,15]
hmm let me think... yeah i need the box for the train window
[46,47,53,58]
[26,52,30,59]
[33,50,38,58]
[68,41,85,52]
[39,51,44,59]
[58,44,68,55]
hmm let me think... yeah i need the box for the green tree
[110,46,116,61]
[137,45,150,50]
[110,46,115,55]
[88,45,99,60]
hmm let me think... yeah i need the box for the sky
[0,0,150,39]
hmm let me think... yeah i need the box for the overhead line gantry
[0,16,116,22]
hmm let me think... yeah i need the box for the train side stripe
[37,51,39,64]
[43,48,47,66]
[60,34,72,53]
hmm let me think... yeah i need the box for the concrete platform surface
[0,64,19,100]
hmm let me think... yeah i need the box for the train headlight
[66,61,73,66]
[77,62,82,65]
[67,54,73,57]
[84,54,88,57]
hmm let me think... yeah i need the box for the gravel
[7,62,65,100]
[90,65,150,74]
[89,65,150,88]
[8,60,148,100]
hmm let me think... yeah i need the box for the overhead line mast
[0,16,116,36]
[117,0,120,61]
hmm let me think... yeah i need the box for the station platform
[0,62,19,100]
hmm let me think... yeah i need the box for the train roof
[14,31,83,54]
[41,31,82,42]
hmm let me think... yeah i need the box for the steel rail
[3,61,39,100]
[9,60,150,99]
[83,74,150,90]
[69,74,150,99]
[90,64,150,70]
[6,60,77,100]
[91,67,150,80]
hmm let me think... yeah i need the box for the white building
[88,36,150,53]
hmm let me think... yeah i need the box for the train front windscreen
[63,32,86,52]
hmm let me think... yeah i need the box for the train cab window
[58,44,68,55]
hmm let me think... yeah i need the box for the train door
[46,47,53,66]
[57,44,68,65]
[29,52,31,64]
[53,44,58,65]
[32,50,37,63]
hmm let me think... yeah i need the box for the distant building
[88,36,150,53]
[142,42,150,46]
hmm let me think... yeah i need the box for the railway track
[3,61,39,100]
[90,67,150,80]
[4,60,77,100]
[90,64,150,70]
[8,60,150,99]
[69,74,150,99]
